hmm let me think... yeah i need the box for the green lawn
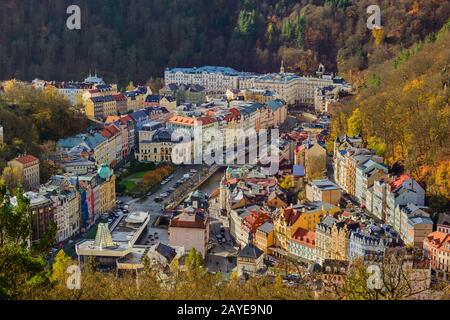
[126,171,147,180]
[118,170,151,193]
[121,180,137,192]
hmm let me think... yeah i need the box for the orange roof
[169,116,196,126]
[101,124,120,139]
[209,188,220,199]
[425,231,450,251]
[11,155,39,166]
[390,174,410,189]
[105,115,121,124]
[291,228,316,247]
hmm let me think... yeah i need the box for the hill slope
[331,20,450,212]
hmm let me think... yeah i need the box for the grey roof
[238,244,264,259]
[319,215,337,229]
[258,222,274,234]
[155,243,177,263]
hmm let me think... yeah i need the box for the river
[199,167,225,195]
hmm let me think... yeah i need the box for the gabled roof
[154,243,177,264]
[170,209,207,229]
[291,228,316,247]
[258,222,274,234]
[267,99,285,111]
[11,155,39,165]
[238,243,264,259]
[146,95,161,103]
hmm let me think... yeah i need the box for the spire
[248,231,254,247]
[280,60,285,74]
[94,223,116,249]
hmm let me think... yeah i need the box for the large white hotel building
[164,64,349,106]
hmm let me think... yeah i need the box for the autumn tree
[347,108,363,137]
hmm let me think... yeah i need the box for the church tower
[280,60,285,74]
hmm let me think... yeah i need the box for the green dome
[97,164,112,181]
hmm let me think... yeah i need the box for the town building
[347,225,397,262]
[423,228,450,275]
[42,186,81,243]
[11,191,55,243]
[164,66,243,93]
[136,127,183,163]
[386,175,425,227]
[255,222,274,254]
[8,155,40,191]
[237,232,265,278]
[395,204,433,248]
[306,179,341,206]
[314,85,339,113]
[76,212,151,268]
[85,95,117,120]
[355,159,388,207]
[333,135,364,187]
[315,215,338,263]
[274,202,340,253]
[295,140,327,180]
[329,219,360,261]
[169,207,209,257]
[289,228,317,263]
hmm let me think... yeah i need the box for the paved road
[119,164,204,214]
[206,202,238,276]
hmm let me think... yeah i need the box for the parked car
[154,197,162,202]
[190,169,198,174]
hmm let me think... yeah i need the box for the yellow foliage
[2,79,18,92]
[372,27,385,46]
[434,161,450,200]
[403,79,424,92]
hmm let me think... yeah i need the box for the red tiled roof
[196,116,217,126]
[106,124,120,135]
[282,208,301,227]
[11,155,39,166]
[170,211,207,229]
[291,228,316,247]
[120,115,134,124]
[112,93,126,101]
